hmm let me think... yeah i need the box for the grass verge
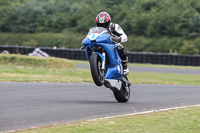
[0,54,74,68]
[73,60,200,70]
[13,106,200,133]
[1,64,200,85]
[0,65,92,83]
[0,55,200,85]
[73,60,200,85]
[0,54,91,83]
[128,71,200,85]
[129,63,200,70]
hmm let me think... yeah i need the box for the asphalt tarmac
[0,82,200,132]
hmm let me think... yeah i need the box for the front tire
[90,54,105,86]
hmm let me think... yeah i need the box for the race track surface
[0,82,200,132]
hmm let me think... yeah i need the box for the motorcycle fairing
[82,29,123,80]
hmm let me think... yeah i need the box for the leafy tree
[0,0,200,54]
[179,41,199,55]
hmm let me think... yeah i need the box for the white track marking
[3,104,200,133]
[89,104,200,121]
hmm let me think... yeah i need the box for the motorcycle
[81,27,131,102]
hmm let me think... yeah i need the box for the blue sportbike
[81,27,131,102]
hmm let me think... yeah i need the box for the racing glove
[111,36,121,43]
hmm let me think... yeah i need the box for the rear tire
[90,54,105,86]
[113,77,130,102]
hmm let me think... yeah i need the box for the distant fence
[0,45,200,66]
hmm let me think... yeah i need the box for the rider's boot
[122,59,129,75]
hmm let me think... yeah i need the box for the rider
[96,11,129,75]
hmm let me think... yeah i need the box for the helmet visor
[97,22,110,28]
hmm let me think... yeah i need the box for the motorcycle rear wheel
[113,77,130,102]
[90,54,105,86]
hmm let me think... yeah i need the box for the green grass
[73,60,200,85]
[0,65,92,83]
[73,60,200,70]
[0,54,74,68]
[1,64,200,85]
[73,60,90,65]
[128,71,200,85]
[13,106,200,133]
[0,54,91,83]
[0,55,200,85]
[129,63,200,70]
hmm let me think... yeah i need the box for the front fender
[93,52,104,62]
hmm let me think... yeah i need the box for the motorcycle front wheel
[90,54,105,86]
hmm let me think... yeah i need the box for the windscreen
[88,27,107,35]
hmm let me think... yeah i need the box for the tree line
[0,0,200,54]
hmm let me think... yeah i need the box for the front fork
[101,51,106,70]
